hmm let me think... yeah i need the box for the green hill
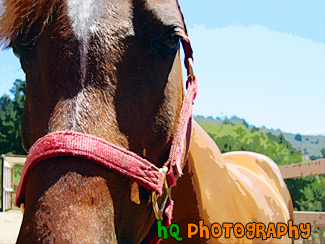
[260,130,325,160]
[195,115,325,160]
[194,115,306,166]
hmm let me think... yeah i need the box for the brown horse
[0,0,293,243]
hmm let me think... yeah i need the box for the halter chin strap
[16,38,197,244]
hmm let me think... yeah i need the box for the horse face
[11,0,186,163]
[1,0,187,242]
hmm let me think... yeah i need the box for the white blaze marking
[67,0,104,85]
[66,0,104,129]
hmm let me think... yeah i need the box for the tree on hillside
[294,133,302,141]
[321,148,325,158]
[0,79,26,155]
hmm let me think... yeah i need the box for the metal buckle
[188,58,194,81]
[151,166,171,220]
[20,203,25,214]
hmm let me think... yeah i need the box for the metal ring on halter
[20,203,25,214]
[151,166,171,220]
[188,58,194,81]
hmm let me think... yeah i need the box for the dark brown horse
[1,0,293,243]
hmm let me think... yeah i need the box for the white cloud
[185,25,325,134]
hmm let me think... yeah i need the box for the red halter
[16,38,197,243]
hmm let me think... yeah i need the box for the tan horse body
[165,121,293,243]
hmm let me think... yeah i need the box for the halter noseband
[16,39,198,243]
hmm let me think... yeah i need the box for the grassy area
[296,227,325,244]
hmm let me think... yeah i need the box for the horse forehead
[66,0,133,40]
[66,0,105,40]
[65,0,184,35]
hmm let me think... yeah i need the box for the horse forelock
[0,0,59,48]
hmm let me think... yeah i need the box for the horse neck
[164,162,207,244]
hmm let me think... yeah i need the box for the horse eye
[162,35,180,51]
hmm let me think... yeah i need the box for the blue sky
[0,0,324,135]
[178,0,325,135]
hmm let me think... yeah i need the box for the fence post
[1,154,3,212]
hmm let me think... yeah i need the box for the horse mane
[0,0,59,48]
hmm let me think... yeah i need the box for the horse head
[1,0,195,243]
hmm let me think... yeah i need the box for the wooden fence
[279,159,325,228]
[1,154,26,211]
